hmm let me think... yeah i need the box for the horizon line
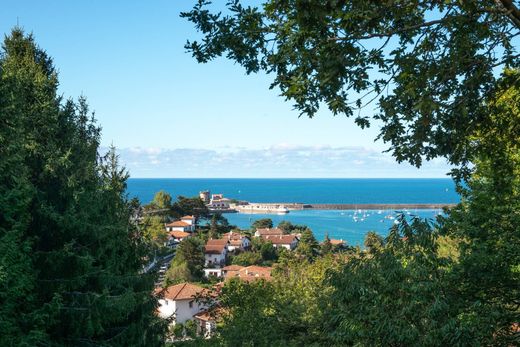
[127,177,453,180]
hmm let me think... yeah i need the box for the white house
[222,231,251,252]
[180,215,196,227]
[165,219,195,233]
[155,283,208,324]
[166,231,191,247]
[194,307,224,338]
[262,234,299,250]
[254,227,284,237]
[204,239,228,267]
[207,194,232,210]
[203,268,223,278]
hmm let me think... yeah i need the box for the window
[189,301,193,308]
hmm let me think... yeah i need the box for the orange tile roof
[229,240,243,246]
[222,231,247,241]
[194,306,226,322]
[222,265,244,271]
[224,265,272,281]
[165,220,190,227]
[156,283,206,301]
[181,215,195,219]
[169,231,190,238]
[237,266,272,281]
[205,239,228,254]
[256,228,284,236]
[329,239,345,246]
[262,234,298,245]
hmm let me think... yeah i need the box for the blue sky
[1,1,452,178]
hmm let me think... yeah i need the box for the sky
[1,1,452,178]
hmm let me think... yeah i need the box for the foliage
[251,218,273,229]
[363,230,385,253]
[259,240,278,262]
[172,322,184,338]
[166,238,205,284]
[277,220,293,234]
[184,319,198,339]
[0,29,165,345]
[143,215,168,245]
[172,196,210,220]
[277,220,310,234]
[320,233,333,255]
[295,228,320,261]
[152,190,173,210]
[209,212,231,235]
[182,1,519,179]
[217,255,343,346]
[231,251,263,266]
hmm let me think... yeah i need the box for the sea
[127,178,459,246]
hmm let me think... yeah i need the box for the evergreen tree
[0,29,165,346]
[295,228,319,261]
[321,233,333,255]
[165,238,205,284]
[151,190,172,210]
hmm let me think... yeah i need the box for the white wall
[204,252,226,267]
[157,298,205,324]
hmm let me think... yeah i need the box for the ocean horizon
[127,178,458,245]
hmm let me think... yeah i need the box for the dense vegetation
[1,1,519,345]
[0,29,166,346]
[181,1,520,346]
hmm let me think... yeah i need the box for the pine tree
[0,29,166,346]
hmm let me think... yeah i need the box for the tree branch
[495,0,520,28]
[328,19,447,41]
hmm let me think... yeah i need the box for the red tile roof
[156,283,206,301]
[225,265,272,282]
[262,234,298,245]
[169,231,190,239]
[222,231,247,241]
[205,239,228,254]
[222,265,244,271]
[256,228,284,236]
[329,239,345,246]
[181,215,195,220]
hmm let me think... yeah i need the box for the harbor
[200,191,455,214]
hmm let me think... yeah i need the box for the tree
[166,238,205,284]
[295,228,320,260]
[143,215,168,245]
[0,29,165,345]
[324,217,457,346]
[321,233,333,255]
[172,195,210,220]
[259,240,278,263]
[251,218,273,230]
[364,231,384,253]
[208,212,230,236]
[277,221,293,234]
[182,1,519,178]
[231,251,263,266]
[151,190,172,210]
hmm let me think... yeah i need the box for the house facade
[222,231,251,252]
[254,227,284,237]
[262,234,299,250]
[204,239,228,267]
[156,283,207,324]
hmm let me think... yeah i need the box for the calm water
[127,178,458,245]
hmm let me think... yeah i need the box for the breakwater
[303,203,455,210]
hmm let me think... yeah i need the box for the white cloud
[103,145,453,178]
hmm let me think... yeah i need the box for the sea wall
[303,203,455,210]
